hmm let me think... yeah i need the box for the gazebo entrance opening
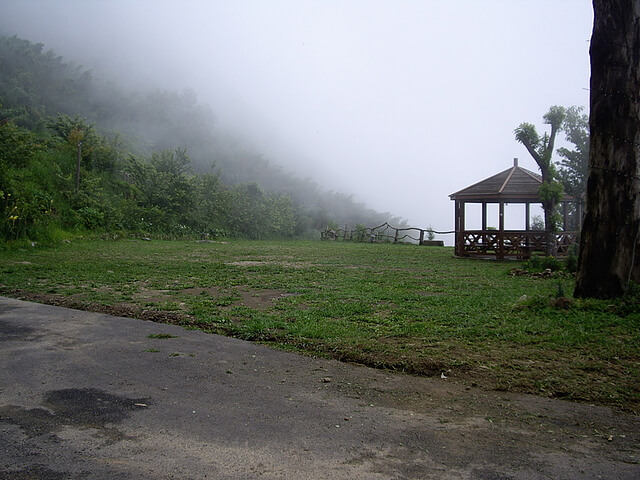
[463,202,545,231]
[450,159,580,259]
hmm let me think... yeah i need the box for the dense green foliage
[0,116,298,241]
[557,106,589,204]
[0,35,405,245]
[1,239,638,412]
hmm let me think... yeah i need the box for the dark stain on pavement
[43,388,151,427]
[0,318,37,341]
[0,464,80,480]
[0,388,151,443]
[0,405,56,438]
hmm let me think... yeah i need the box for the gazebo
[449,158,579,259]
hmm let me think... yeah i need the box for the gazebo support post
[481,202,487,231]
[498,201,505,260]
[454,200,460,255]
[456,200,466,256]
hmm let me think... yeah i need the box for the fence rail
[321,222,454,245]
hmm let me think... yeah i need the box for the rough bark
[574,0,640,298]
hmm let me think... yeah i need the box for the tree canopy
[514,106,566,255]
[557,106,589,204]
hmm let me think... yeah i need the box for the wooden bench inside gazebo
[449,159,579,259]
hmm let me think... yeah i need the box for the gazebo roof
[449,158,571,202]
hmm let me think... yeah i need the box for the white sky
[1,1,593,240]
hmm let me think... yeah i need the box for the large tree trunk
[574,0,640,298]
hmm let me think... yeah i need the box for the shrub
[523,255,562,272]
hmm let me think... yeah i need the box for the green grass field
[1,239,638,412]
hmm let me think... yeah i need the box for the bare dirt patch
[226,260,315,269]
[133,285,174,304]
[182,286,297,309]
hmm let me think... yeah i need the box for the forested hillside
[0,35,406,245]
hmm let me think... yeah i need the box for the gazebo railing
[458,230,577,258]
[555,232,578,256]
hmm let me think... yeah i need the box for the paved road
[1,296,639,479]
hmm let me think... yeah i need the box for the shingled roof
[449,159,569,202]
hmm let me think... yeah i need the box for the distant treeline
[0,35,407,245]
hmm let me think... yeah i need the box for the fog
[0,1,592,239]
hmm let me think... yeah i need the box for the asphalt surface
[1,295,639,479]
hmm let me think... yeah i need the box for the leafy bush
[354,223,367,242]
[619,282,640,317]
[523,255,562,272]
[564,252,578,273]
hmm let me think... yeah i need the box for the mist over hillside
[0,34,408,243]
[0,1,592,241]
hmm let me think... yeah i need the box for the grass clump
[522,254,563,272]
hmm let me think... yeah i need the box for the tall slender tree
[574,0,640,298]
[514,106,566,256]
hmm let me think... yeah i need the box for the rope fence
[321,222,454,245]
